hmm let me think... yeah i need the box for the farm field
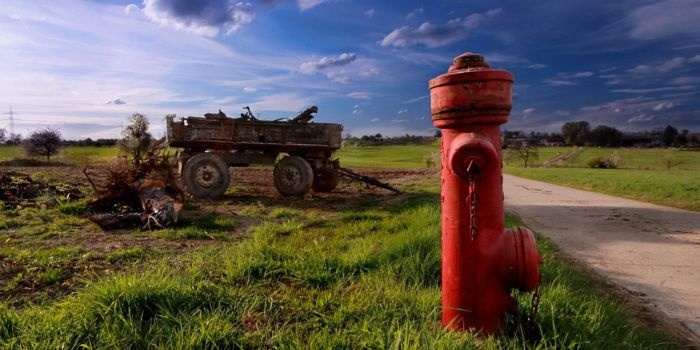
[0,146,119,165]
[0,163,681,348]
[510,146,700,171]
[2,144,698,212]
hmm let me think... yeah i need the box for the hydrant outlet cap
[449,53,491,72]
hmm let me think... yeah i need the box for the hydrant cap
[449,52,490,72]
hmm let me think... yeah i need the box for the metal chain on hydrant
[466,160,479,241]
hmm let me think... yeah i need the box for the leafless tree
[661,156,682,171]
[22,127,62,162]
[508,141,539,168]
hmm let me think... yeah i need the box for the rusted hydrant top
[448,52,490,72]
[429,53,513,127]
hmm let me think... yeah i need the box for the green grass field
[0,146,119,165]
[514,146,700,171]
[336,143,438,169]
[0,189,678,348]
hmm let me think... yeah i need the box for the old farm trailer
[166,107,399,198]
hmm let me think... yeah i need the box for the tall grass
[0,191,677,349]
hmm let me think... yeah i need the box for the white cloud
[243,86,257,92]
[544,78,576,86]
[124,4,139,15]
[626,0,700,41]
[348,92,372,100]
[397,109,408,114]
[605,78,624,86]
[352,104,363,115]
[142,0,254,37]
[690,55,700,63]
[380,8,501,48]
[325,70,351,84]
[298,0,325,11]
[613,86,694,94]
[405,7,423,21]
[527,64,547,69]
[402,95,428,104]
[299,53,357,74]
[653,101,677,111]
[364,8,375,18]
[104,98,127,105]
[628,114,655,123]
[370,118,380,122]
[392,119,407,123]
[629,57,685,74]
[522,108,536,117]
[557,71,594,79]
[671,76,700,85]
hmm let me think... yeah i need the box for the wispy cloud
[405,7,423,21]
[401,95,428,104]
[653,101,678,111]
[297,0,326,11]
[626,0,700,42]
[628,114,655,123]
[544,78,576,86]
[628,57,686,74]
[299,53,357,74]
[347,92,373,100]
[380,8,502,48]
[364,8,375,18]
[612,85,695,94]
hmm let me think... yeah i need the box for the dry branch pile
[84,140,185,230]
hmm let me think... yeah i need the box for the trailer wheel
[312,169,340,193]
[274,156,313,196]
[183,153,230,199]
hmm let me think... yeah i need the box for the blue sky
[1,0,699,140]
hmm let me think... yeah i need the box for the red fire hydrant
[430,53,541,335]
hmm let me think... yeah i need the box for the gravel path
[503,174,700,345]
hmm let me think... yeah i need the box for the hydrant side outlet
[430,52,542,336]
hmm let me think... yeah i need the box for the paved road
[503,174,700,345]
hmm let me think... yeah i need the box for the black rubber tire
[312,168,340,193]
[274,156,313,196]
[182,153,230,199]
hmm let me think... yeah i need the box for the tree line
[559,121,696,147]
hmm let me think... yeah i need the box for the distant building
[538,135,564,147]
[621,134,662,148]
